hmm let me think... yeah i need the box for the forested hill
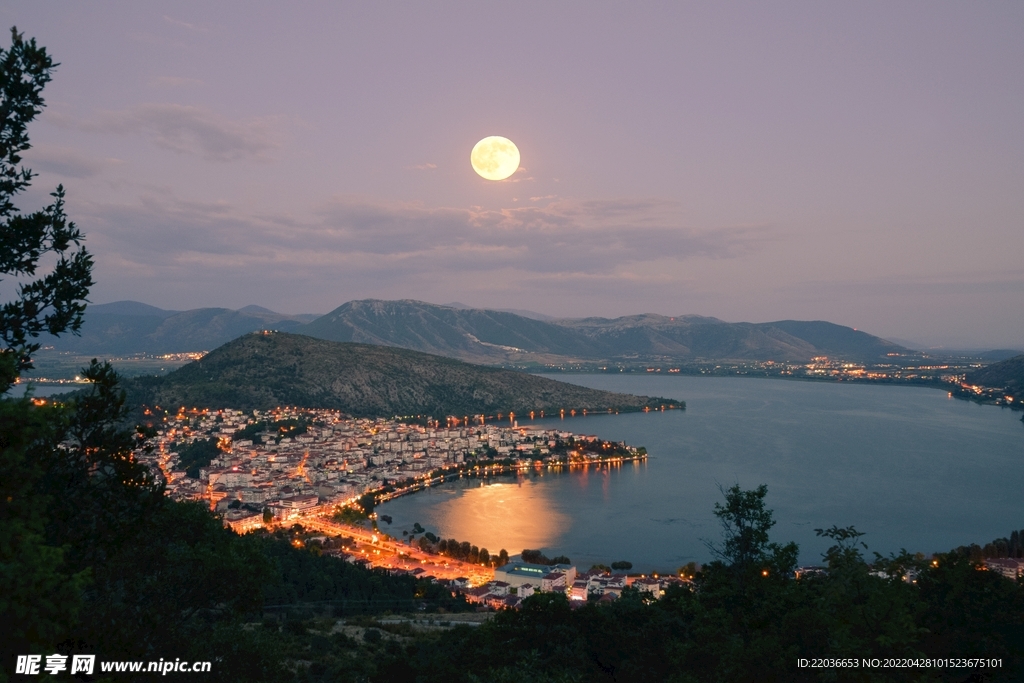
[125,332,678,417]
[966,354,1024,394]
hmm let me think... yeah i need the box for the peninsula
[124,331,679,417]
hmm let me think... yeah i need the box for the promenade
[299,515,495,586]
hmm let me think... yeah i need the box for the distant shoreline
[533,370,1024,414]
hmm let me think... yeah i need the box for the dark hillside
[762,320,904,359]
[301,298,606,360]
[966,354,1024,394]
[126,332,677,417]
[555,314,820,360]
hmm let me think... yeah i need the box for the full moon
[470,136,520,181]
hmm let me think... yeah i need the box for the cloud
[81,104,279,162]
[408,163,438,170]
[24,146,121,179]
[77,194,776,287]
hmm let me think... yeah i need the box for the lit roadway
[298,516,495,587]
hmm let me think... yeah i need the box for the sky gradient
[4,2,1023,348]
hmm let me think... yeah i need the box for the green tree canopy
[0,27,92,392]
[706,483,798,579]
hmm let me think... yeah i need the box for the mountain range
[49,301,319,354]
[126,332,677,417]
[54,299,907,363]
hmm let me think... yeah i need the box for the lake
[4,382,85,398]
[376,375,1024,572]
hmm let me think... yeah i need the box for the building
[494,562,554,588]
[985,558,1024,579]
[540,572,567,593]
[223,509,263,533]
[278,494,320,510]
[629,577,661,597]
[489,581,511,596]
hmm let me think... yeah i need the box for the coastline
[373,450,649,508]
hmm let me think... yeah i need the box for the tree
[677,561,698,579]
[1,27,93,663]
[0,395,87,664]
[706,483,797,578]
[0,28,92,393]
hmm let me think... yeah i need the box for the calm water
[382,375,1024,572]
[3,383,82,398]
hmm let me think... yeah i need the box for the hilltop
[126,332,678,417]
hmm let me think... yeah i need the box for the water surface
[379,376,1024,571]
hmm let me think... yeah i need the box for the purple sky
[5,2,1023,348]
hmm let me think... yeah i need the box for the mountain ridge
[302,300,903,363]
[54,301,321,354]
[52,298,908,363]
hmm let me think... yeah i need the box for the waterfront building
[494,562,554,588]
[495,562,577,593]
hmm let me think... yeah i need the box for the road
[298,515,495,586]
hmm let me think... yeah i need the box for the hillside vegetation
[126,332,678,416]
[966,354,1024,394]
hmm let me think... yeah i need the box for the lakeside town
[131,400,1024,612]
[133,406,672,607]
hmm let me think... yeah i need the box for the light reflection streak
[427,479,570,554]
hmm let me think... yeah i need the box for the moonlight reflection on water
[420,478,570,555]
